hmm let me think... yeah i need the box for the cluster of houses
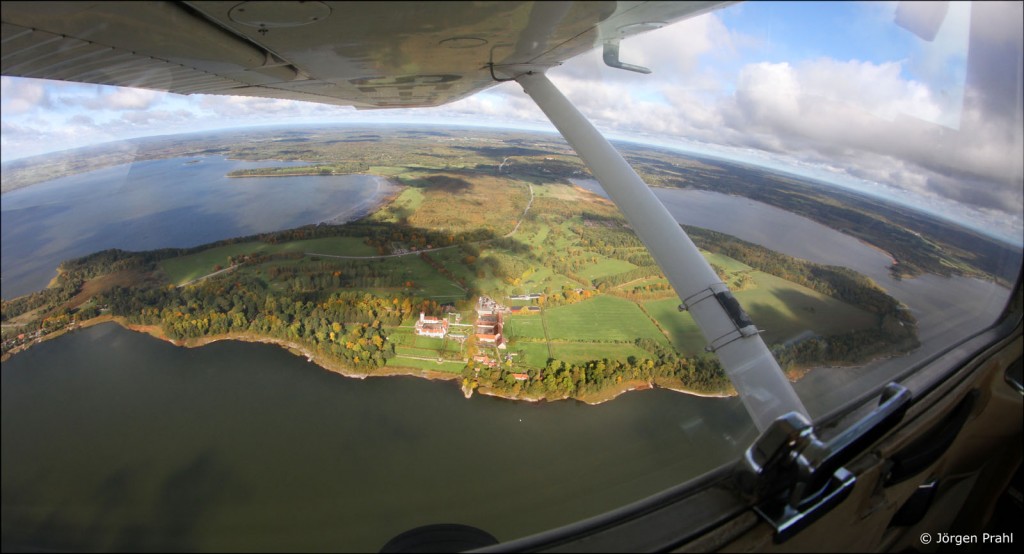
[413,296,548,370]
[1,329,44,352]
[413,296,505,349]
[1,318,80,354]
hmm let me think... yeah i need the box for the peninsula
[1,128,926,404]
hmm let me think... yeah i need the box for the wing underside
[1,1,730,109]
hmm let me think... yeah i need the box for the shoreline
[857,239,899,268]
[656,384,733,399]
[4,317,734,405]
[1,174,399,301]
[227,172,330,178]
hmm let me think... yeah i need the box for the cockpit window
[2,1,1021,551]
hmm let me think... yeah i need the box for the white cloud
[106,88,162,110]
[556,12,739,84]
[192,94,358,123]
[57,86,164,111]
[119,108,195,126]
[532,30,1020,235]
[67,114,96,127]
[0,76,52,114]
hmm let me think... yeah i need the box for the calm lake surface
[2,166,1014,551]
[1,323,755,551]
[1,156,389,299]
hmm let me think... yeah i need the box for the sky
[2,1,1022,245]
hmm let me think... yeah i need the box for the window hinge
[738,382,911,542]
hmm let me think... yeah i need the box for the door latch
[738,383,911,542]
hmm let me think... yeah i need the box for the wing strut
[516,71,808,431]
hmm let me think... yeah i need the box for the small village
[1,317,81,356]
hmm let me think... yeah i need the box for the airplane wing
[1,1,731,109]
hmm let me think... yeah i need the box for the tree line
[463,338,731,399]
[96,272,448,371]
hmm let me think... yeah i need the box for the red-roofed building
[477,333,499,345]
[473,354,498,367]
[414,312,449,338]
[475,320,503,346]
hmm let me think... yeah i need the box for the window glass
[2,2,1020,550]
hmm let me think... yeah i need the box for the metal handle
[741,383,912,542]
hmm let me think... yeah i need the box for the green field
[579,257,637,280]
[160,242,270,284]
[283,237,375,256]
[520,223,549,248]
[644,271,878,351]
[388,326,416,345]
[504,316,547,339]
[374,186,424,222]
[517,266,578,292]
[614,277,668,291]
[530,182,589,200]
[423,248,476,285]
[160,237,376,284]
[548,342,652,365]
[702,251,753,273]
[510,342,551,368]
[543,296,668,344]
[368,165,407,176]
[392,186,425,211]
[395,345,443,358]
[407,334,444,349]
[377,256,467,298]
[733,271,875,345]
[642,299,706,355]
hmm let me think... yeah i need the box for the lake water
[1,165,1015,551]
[570,178,1012,415]
[569,178,897,282]
[1,322,755,551]
[1,156,390,299]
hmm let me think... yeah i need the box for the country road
[177,264,239,288]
